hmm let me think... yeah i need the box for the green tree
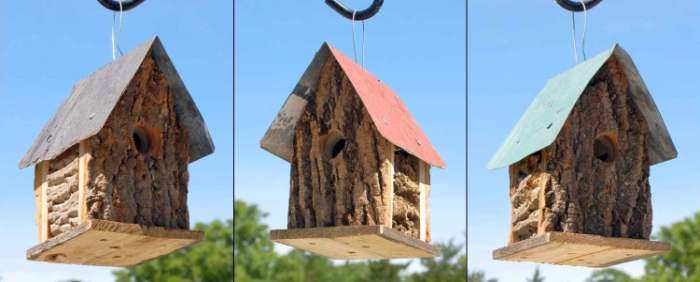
[366,260,410,282]
[526,267,544,282]
[468,271,497,282]
[270,249,408,282]
[409,240,468,282]
[639,212,700,281]
[586,268,638,282]
[232,201,275,281]
[113,214,234,281]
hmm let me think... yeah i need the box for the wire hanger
[326,0,383,69]
[555,0,602,12]
[96,0,147,60]
[325,0,383,21]
[557,0,602,63]
[97,0,145,11]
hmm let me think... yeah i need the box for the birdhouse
[488,44,677,267]
[19,36,215,267]
[261,43,445,259]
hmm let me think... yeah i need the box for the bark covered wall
[85,53,190,229]
[509,58,652,243]
[47,145,80,238]
[288,57,394,229]
[393,150,421,239]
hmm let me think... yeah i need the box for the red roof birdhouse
[261,42,444,259]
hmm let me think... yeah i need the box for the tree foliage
[527,267,544,282]
[586,268,637,282]
[113,218,234,281]
[408,240,467,282]
[639,212,700,281]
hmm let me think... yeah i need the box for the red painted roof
[327,45,445,168]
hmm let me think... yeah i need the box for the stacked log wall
[393,150,421,239]
[46,146,80,238]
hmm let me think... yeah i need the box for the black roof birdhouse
[488,44,677,267]
[19,36,214,267]
[261,43,445,259]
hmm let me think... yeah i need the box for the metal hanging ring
[97,0,146,12]
[555,0,602,12]
[325,0,384,21]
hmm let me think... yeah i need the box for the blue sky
[469,1,699,281]
[0,1,232,281]
[235,0,465,271]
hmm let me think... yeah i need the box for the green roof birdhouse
[19,37,214,267]
[261,43,445,260]
[489,44,677,267]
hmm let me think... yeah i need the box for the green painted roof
[488,44,677,170]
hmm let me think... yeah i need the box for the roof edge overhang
[487,44,676,170]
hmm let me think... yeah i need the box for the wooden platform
[270,225,438,259]
[493,232,670,267]
[27,220,203,267]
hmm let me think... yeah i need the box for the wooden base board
[493,232,670,267]
[27,220,203,267]
[270,225,438,259]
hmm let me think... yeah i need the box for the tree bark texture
[46,145,80,238]
[509,58,652,243]
[289,56,394,229]
[393,150,421,239]
[85,53,190,229]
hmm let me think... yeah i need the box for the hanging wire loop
[325,0,384,20]
[97,0,145,11]
[555,0,602,12]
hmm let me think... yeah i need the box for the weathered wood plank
[27,219,202,267]
[270,225,438,260]
[38,161,49,242]
[78,140,91,223]
[424,163,431,242]
[35,161,48,242]
[383,144,394,227]
[419,161,427,241]
[493,232,670,267]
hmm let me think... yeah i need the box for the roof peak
[487,44,676,170]
[19,36,214,169]
[261,42,445,168]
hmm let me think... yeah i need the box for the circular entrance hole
[517,169,528,181]
[324,132,346,159]
[594,135,616,163]
[132,127,150,154]
[330,139,346,158]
